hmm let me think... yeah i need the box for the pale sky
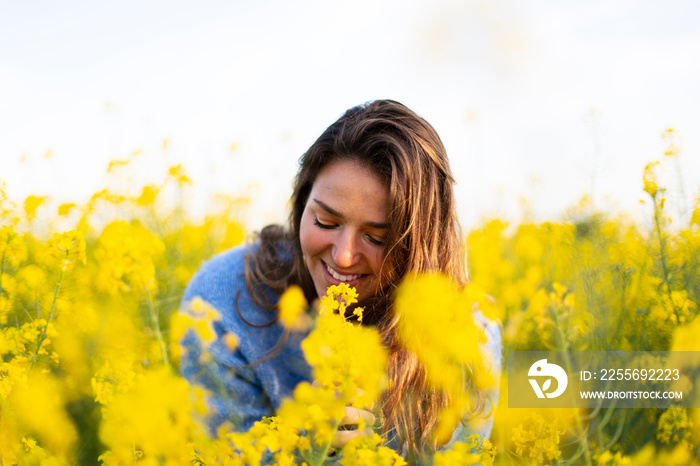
[1,0,699,231]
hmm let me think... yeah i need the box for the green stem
[0,236,8,297]
[306,425,337,466]
[144,284,169,366]
[131,253,169,366]
[602,409,626,451]
[652,195,678,321]
[551,304,593,466]
[31,268,64,366]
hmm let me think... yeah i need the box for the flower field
[1,133,699,465]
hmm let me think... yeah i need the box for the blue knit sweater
[180,244,501,459]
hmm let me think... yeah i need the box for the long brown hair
[245,100,478,456]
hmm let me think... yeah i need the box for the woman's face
[299,159,389,303]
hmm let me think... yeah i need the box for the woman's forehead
[309,160,389,224]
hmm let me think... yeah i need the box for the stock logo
[528,359,568,399]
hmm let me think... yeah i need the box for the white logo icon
[528,359,568,399]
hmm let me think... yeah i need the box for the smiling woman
[179,99,501,463]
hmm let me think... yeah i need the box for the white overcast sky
[1,0,699,231]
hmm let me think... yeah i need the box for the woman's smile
[324,262,364,282]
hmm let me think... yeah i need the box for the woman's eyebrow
[312,198,388,229]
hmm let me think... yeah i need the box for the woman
[180,99,501,461]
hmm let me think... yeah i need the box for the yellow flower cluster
[643,161,661,198]
[94,220,165,295]
[302,285,386,411]
[511,412,561,463]
[318,282,359,316]
[98,368,207,465]
[339,433,407,466]
[48,230,86,271]
[279,284,310,330]
[394,274,495,444]
[657,406,694,446]
[0,159,251,464]
[189,284,396,464]
[433,435,496,466]
[478,131,700,464]
[0,137,699,464]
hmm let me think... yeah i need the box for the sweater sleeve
[179,246,298,433]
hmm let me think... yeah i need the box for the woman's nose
[333,231,359,268]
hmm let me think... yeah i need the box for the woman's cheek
[299,218,324,258]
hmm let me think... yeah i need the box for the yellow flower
[656,406,693,445]
[222,332,240,351]
[511,412,561,463]
[318,283,360,320]
[301,287,387,409]
[23,195,46,219]
[340,433,407,466]
[671,316,700,351]
[91,360,137,405]
[434,435,495,466]
[10,371,78,459]
[47,230,87,271]
[0,225,28,268]
[93,220,165,295]
[643,161,660,198]
[352,306,363,323]
[167,164,191,185]
[278,285,308,329]
[98,367,204,464]
[57,203,76,216]
[395,274,490,392]
[187,297,221,345]
[276,382,346,447]
[135,185,158,206]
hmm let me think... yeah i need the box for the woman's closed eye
[314,218,337,229]
[365,234,384,247]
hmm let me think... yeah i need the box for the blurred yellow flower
[278,285,308,329]
[511,412,561,463]
[167,164,191,185]
[341,433,407,466]
[0,225,28,267]
[23,195,46,219]
[135,185,158,206]
[57,202,76,216]
[48,230,87,271]
[302,287,386,408]
[657,406,693,445]
[643,161,660,198]
[99,368,204,464]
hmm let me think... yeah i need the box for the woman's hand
[310,381,375,451]
[330,406,375,449]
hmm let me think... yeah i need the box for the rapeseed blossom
[395,274,487,392]
[98,368,206,464]
[339,433,407,466]
[657,406,693,446]
[48,230,87,271]
[302,284,387,409]
[0,131,698,463]
[511,412,561,463]
[643,161,661,198]
[394,274,496,443]
[94,220,165,295]
[279,284,309,329]
[433,435,495,466]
